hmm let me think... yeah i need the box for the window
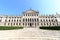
[47,23,48,25]
[30,18,31,22]
[14,23,15,25]
[24,14,25,16]
[28,18,29,22]
[55,19,57,22]
[11,23,12,26]
[5,20,7,22]
[23,19,24,22]
[41,23,42,25]
[35,19,36,22]
[37,23,39,25]
[57,23,58,25]
[16,23,18,25]
[43,19,45,22]
[28,14,29,16]
[19,20,21,22]
[53,23,54,25]
[46,19,47,21]
[44,23,45,25]
[32,14,33,16]
[49,20,50,22]
[23,23,24,25]
[32,19,34,22]
[41,19,42,22]
[8,23,9,25]
[0,20,1,22]
[17,20,18,22]
[4,23,6,25]
[52,20,53,22]
[50,23,51,25]
[14,20,16,22]
[19,23,21,25]
[37,19,39,21]
[9,20,10,22]
[37,14,38,16]
[12,20,13,22]
[26,18,27,22]
[1,17,2,19]
[26,14,27,16]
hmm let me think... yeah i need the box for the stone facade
[0,9,60,28]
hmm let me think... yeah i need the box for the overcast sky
[0,0,60,16]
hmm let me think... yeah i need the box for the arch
[26,18,27,22]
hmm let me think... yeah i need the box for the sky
[0,0,60,16]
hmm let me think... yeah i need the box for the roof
[23,8,39,14]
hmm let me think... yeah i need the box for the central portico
[22,8,39,28]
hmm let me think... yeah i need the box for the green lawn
[39,26,60,30]
[0,26,23,30]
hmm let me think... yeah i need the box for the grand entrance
[30,23,32,27]
[29,23,34,28]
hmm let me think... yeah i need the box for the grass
[39,26,60,30]
[0,26,23,30]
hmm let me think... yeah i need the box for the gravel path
[0,28,60,40]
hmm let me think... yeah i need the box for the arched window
[41,19,42,22]
[32,14,33,16]
[37,14,38,16]
[26,18,27,22]
[53,23,54,25]
[44,23,45,25]
[19,20,21,22]
[11,23,12,26]
[35,19,36,22]
[14,20,16,22]
[9,20,10,22]
[46,19,47,22]
[12,20,13,22]
[17,20,18,22]
[57,23,58,26]
[8,23,9,25]
[52,19,53,22]
[47,23,48,25]
[5,20,7,22]
[55,19,57,22]
[14,23,15,25]
[37,19,39,21]
[4,23,6,25]
[0,20,1,22]
[30,18,31,22]
[28,18,29,22]
[50,23,51,25]
[23,23,24,25]
[49,20,50,22]
[32,19,34,22]
[26,14,27,16]
[28,14,29,16]
[43,19,45,22]
[23,19,24,22]
[19,23,21,25]
[16,23,18,25]
[41,23,42,25]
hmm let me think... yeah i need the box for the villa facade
[0,9,60,28]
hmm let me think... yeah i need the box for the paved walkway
[0,28,60,40]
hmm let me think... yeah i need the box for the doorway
[30,23,32,27]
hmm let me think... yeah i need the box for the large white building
[0,9,60,28]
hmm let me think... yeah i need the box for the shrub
[39,26,60,30]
